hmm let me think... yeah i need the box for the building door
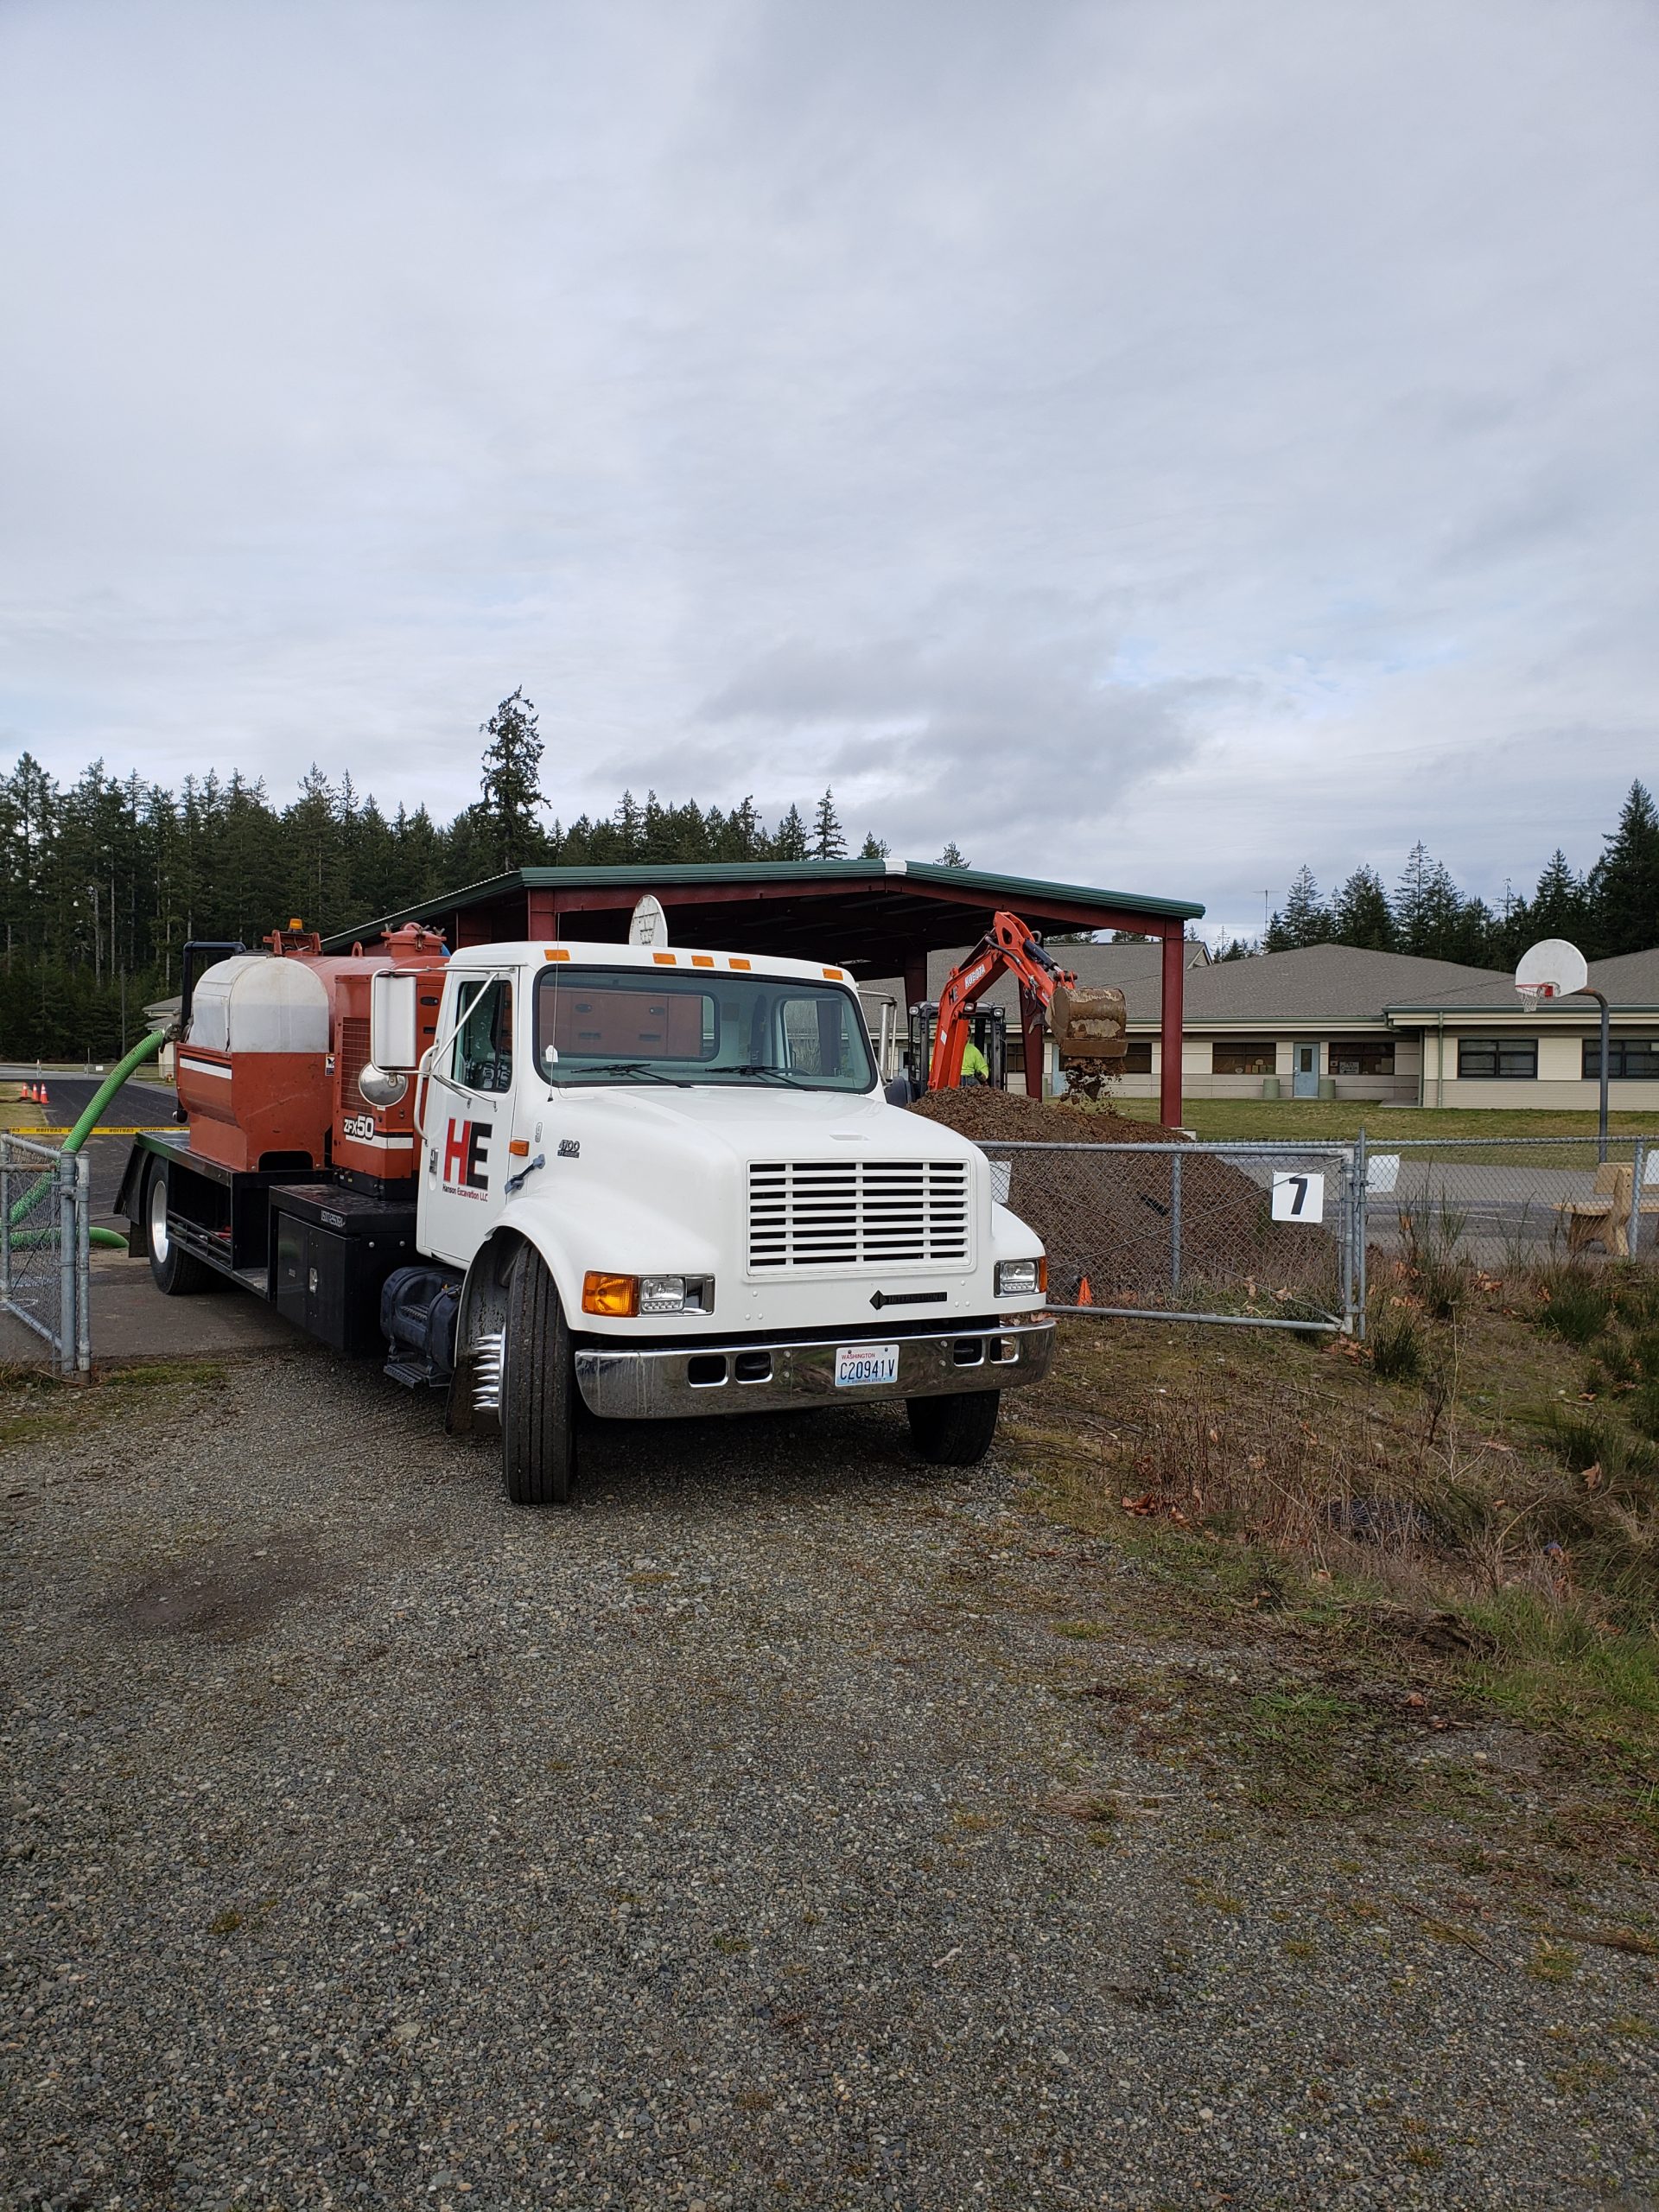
[1293,1044,1318,1098]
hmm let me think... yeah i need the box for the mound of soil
[907,1088,1183,1146]
[908,1088,1334,1308]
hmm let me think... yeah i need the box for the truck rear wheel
[501,1246,577,1506]
[906,1389,1001,1466]
[143,1160,213,1296]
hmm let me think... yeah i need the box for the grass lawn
[1109,1097,1659,1141]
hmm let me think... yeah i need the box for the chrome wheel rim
[148,1173,170,1264]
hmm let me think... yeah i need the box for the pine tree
[938,840,969,868]
[478,688,546,872]
[1392,843,1468,958]
[1586,781,1659,957]
[859,831,889,859]
[1524,849,1588,947]
[1329,865,1395,951]
[810,789,846,860]
[1264,866,1332,951]
[771,804,809,861]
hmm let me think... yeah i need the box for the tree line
[0,691,963,1058]
[1247,782,1659,970]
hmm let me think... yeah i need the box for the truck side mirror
[370,970,422,1071]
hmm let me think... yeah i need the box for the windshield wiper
[727,1063,818,1088]
[564,1060,692,1089]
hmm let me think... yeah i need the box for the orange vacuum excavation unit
[174,924,447,1183]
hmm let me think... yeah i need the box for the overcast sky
[3,0,1656,939]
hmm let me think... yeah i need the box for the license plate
[835,1342,900,1389]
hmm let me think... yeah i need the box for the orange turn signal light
[582,1271,639,1317]
[1038,1256,1048,1294]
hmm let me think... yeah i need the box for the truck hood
[550,1083,975,1165]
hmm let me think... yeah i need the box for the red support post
[1160,925,1185,1129]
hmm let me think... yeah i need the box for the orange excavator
[927,911,1127,1099]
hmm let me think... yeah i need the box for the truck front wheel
[501,1246,578,1507]
[906,1390,1001,1466]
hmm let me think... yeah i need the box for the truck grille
[747,1159,971,1271]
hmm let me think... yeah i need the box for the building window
[1457,1037,1537,1080]
[1211,1039,1277,1076]
[1119,1039,1153,1073]
[1584,1038,1659,1080]
[1328,1039,1395,1076]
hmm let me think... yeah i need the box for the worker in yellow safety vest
[960,1038,989,1086]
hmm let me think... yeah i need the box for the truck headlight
[639,1274,715,1315]
[995,1258,1045,1297]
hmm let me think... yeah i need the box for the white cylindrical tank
[188,956,331,1054]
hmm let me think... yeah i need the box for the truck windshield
[534,967,876,1093]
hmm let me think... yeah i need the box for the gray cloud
[2,0,1656,938]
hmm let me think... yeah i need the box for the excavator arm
[927,911,1125,1097]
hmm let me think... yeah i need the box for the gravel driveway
[3,1348,1656,2209]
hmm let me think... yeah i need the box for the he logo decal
[442,1116,492,1197]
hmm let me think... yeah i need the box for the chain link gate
[0,1133,92,1374]
[978,1139,1360,1333]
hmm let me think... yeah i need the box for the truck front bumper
[573,1315,1055,1421]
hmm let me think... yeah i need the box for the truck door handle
[505,1153,544,1196]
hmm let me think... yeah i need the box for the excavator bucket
[1051,982,1127,1063]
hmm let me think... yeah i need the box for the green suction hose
[8,1027,168,1245]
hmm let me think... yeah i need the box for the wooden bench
[1556,1163,1633,1258]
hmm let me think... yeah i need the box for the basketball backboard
[1516,938,1588,1007]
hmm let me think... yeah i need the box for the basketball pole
[1586,987,1610,1162]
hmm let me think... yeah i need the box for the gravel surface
[3,1350,1656,2209]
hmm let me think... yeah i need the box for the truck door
[420,971,516,1268]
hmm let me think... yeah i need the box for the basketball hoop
[1516,940,1585,1011]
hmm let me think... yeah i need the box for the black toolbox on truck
[270,1185,418,1357]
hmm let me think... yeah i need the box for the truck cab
[385,941,1054,1501]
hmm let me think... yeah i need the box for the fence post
[57,1154,76,1377]
[0,1154,10,1307]
[1169,1150,1182,1294]
[1353,1126,1369,1340]
[75,1151,92,1376]
[1636,1138,1649,1262]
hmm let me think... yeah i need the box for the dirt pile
[908,1089,1335,1309]
[907,1088,1181,1146]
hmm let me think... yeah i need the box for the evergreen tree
[1586,781,1659,957]
[810,789,846,860]
[859,831,889,859]
[1329,865,1395,951]
[771,804,809,860]
[1523,849,1588,949]
[1264,866,1332,951]
[478,688,546,871]
[1392,842,1467,958]
[938,840,969,868]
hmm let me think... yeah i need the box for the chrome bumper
[574,1315,1055,1421]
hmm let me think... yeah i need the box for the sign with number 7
[1271,1171,1325,1223]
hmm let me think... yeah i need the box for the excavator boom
[927,911,1126,1096]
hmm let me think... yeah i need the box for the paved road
[3,1351,1654,2209]
[10,1075,178,1129]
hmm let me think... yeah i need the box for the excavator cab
[906,1003,1007,1093]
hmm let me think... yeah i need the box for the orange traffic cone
[1077,1274,1094,1306]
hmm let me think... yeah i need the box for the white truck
[118,933,1056,1504]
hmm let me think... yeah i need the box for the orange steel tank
[176,925,447,1179]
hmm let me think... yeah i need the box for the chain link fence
[979,1130,1659,1338]
[1358,1134,1659,1287]
[980,1139,1360,1332]
[1,1134,91,1373]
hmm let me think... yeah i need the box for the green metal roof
[327,856,1204,951]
